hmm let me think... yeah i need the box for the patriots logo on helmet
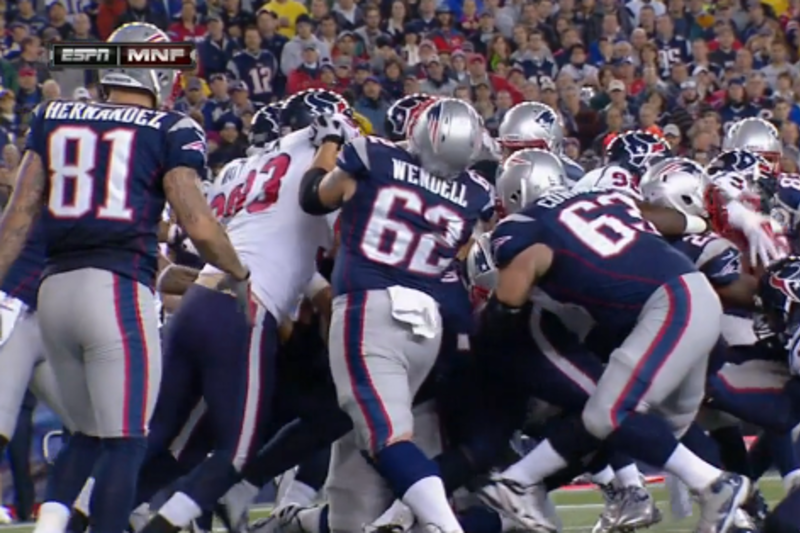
[537,109,557,128]
[424,101,445,151]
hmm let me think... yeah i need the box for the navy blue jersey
[437,264,474,335]
[28,100,207,288]
[227,50,279,105]
[332,136,495,298]
[772,173,800,252]
[670,232,741,288]
[491,189,696,333]
[0,221,45,308]
[655,35,692,78]
[561,155,585,188]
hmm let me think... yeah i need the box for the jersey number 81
[47,126,137,220]
[361,186,465,276]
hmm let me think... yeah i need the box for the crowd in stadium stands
[0,0,799,192]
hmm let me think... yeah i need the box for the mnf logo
[49,43,196,70]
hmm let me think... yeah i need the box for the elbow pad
[299,167,337,215]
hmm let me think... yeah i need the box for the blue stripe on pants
[611,277,692,428]
[342,291,393,452]
[112,275,148,436]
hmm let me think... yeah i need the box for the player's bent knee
[581,400,614,440]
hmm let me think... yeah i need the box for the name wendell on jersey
[390,158,471,208]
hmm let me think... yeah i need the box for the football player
[299,98,492,533]
[0,22,250,533]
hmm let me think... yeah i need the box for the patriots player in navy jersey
[299,98,492,533]
[477,154,750,533]
[0,22,249,533]
[227,26,279,105]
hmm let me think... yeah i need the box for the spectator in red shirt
[168,0,207,42]
[286,44,327,93]
[429,5,465,52]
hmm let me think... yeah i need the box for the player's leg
[585,273,749,531]
[707,360,797,432]
[328,290,461,532]
[34,272,103,533]
[0,308,42,452]
[68,320,204,533]
[30,358,76,433]
[143,288,278,532]
[81,271,162,533]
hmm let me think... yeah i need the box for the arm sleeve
[164,114,208,177]
[490,212,540,268]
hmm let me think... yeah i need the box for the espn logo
[50,43,196,70]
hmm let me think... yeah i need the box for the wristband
[321,134,344,147]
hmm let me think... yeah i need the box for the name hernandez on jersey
[29,100,207,288]
[202,129,333,321]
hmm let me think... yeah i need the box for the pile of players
[4,20,800,533]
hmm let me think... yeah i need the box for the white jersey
[202,130,333,322]
[570,164,641,200]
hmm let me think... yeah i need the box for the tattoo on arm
[163,167,247,280]
[0,151,45,281]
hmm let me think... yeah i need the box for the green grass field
[0,478,786,533]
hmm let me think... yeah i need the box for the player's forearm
[157,264,200,295]
[0,152,44,281]
[163,167,249,281]
[185,223,247,280]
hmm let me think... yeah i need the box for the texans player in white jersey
[133,90,356,533]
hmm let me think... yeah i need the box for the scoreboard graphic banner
[49,42,196,69]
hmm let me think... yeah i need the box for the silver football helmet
[100,23,177,106]
[465,232,497,307]
[498,102,565,155]
[496,149,568,215]
[407,98,484,179]
[723,118,782,172]
[640,158,709,217]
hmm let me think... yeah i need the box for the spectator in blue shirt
[199,14,237,76]
[355,76,389,136]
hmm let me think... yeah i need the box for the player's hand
[309,113,361,148]
[726,200,788,267]
[217,269,253,324]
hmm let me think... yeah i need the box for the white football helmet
[498,102,565,156]
[723,118,782,172]
[496,149,568,215]
[640,158,709,217]
[408,98,484,179]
